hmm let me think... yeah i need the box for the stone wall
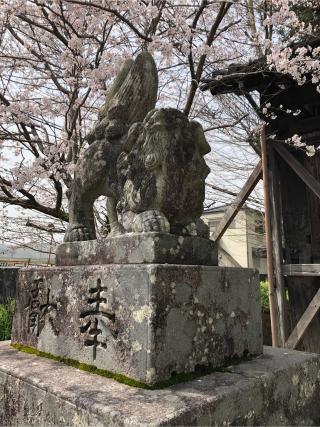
[0,268,19,303]
[0,343,319,426]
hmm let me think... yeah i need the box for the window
[254,219,264,234]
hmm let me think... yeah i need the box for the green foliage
[0,299,16,341]
[11,343,152,389]
[260,281,269,311]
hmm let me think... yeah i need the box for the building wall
[202,207,267,274]
[245,209,267,274]
[202,210,248,268]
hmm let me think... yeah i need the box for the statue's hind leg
[64,139,110,242]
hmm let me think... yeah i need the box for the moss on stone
[11,342,152,389]
[11,342,255,389]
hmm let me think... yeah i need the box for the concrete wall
[203,210,248,268]
[0,268,19,303]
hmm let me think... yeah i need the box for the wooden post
[268,143,288,345]
[261,125,279,347]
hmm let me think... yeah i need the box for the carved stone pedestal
[56,232,218,266]
[12,235,262,385]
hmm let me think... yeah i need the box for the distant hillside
[0,244,11,255]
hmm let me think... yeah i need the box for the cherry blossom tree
[0,0,318,250]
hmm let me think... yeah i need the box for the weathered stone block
[0,267,18,303]
[12,264,262,385]
[0,343,320,426]
[56,232,218,266]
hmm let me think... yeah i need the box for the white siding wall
[202,208,267,274]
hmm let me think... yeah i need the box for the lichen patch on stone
[132,305,153,323]
[146,367,156,383]
[178,236,184,245]
[132,341,142,352]
[292,374,299,386]
[149,274,156,284]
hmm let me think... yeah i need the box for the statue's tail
[101,51,158,125]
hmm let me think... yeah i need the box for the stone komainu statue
[64,52,210,242]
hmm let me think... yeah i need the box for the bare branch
[184,1,233,116]
[64,0,153,42]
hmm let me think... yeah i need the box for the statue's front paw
[132,210,170,233]
[64,224,96,242]
[170,218,209,238]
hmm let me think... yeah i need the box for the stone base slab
[11,265,262,385]
[55,232,218,266]
[0,343,319,426]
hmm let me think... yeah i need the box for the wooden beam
[268,144,288,345]
[212,161,262,241]
[272,142,320,200]
[283,264,320,276]
[261,125,279,347]
[285,288,320,349]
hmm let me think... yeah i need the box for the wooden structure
[201,37,320,352]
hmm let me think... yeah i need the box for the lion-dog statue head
[117,108,211,237]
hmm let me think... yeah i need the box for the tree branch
[64,0,153,42]
[184,1,233,116]
[26,218,65,233]
[0,194,68,222]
